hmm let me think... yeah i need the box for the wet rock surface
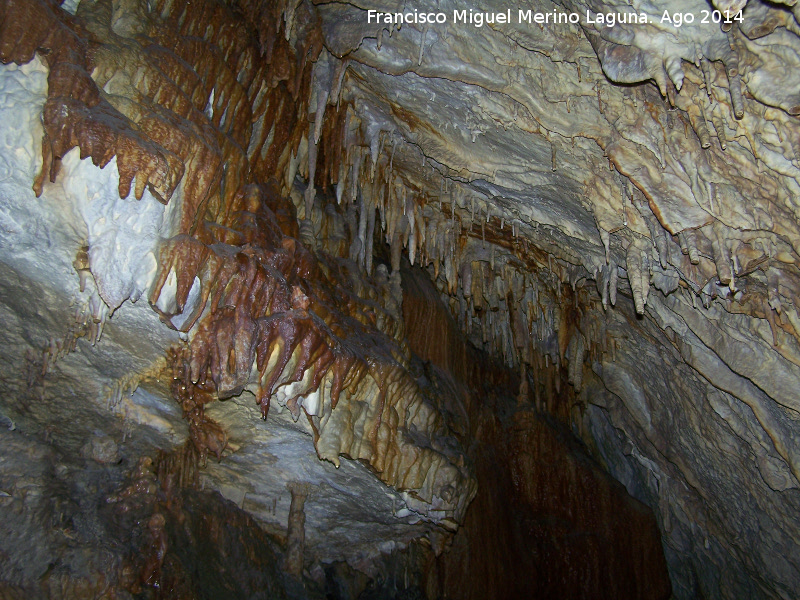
[425,409,671,600]
[1,0,799,597]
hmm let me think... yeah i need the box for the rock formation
[0,0,798,598]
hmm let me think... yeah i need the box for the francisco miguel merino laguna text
[367,8,650,28]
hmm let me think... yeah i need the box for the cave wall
[305,1,800,597]
[425,409,671,600]
[0,0,475,593]
[0,0,477,524]
[399,263,671,600]
[0,0,799,598]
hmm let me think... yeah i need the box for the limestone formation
[0,0,799,598]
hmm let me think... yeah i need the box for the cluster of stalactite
[292,72,798,415]
[588,130,800,342]
[0,0,475,523]
[396,257,671,599]
[297,159,614,403]
[0,0,312,441]
[0,0,321,233]
[400,257,596,442]
[282,43,672,403]
[151,180,474,522]
[285,96,608,404]
[298,0,800,405]
[573,11,800,348]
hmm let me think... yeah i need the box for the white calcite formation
[302,0,800,597]
[1,0,800,597]
[0,12,466,582]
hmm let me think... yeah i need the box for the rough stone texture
[0,0,473,589]
[585,292,800,599]
[0,427,300,599]
[200,395,437,569]
[400,262,671,600]
[2,0,799,597]
[301,1,800,597]
[425,409,671,600]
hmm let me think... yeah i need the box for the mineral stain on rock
[0,0,799,598]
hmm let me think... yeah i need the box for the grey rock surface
[2,0,800,597]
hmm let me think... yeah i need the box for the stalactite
[683,229,701,265]
[728,73,745,120]
[148,180,473,521]
[711,221,734,288]
[567,331,586,392]
[710,109,728,151]
[304,125,318,220]
[689,104,712,149]
[626,238,649,315]
[284,482,310,578]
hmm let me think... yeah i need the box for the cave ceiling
[1,0,800,598]
[306,12,800,594]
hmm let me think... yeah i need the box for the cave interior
[1,0,800,598]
